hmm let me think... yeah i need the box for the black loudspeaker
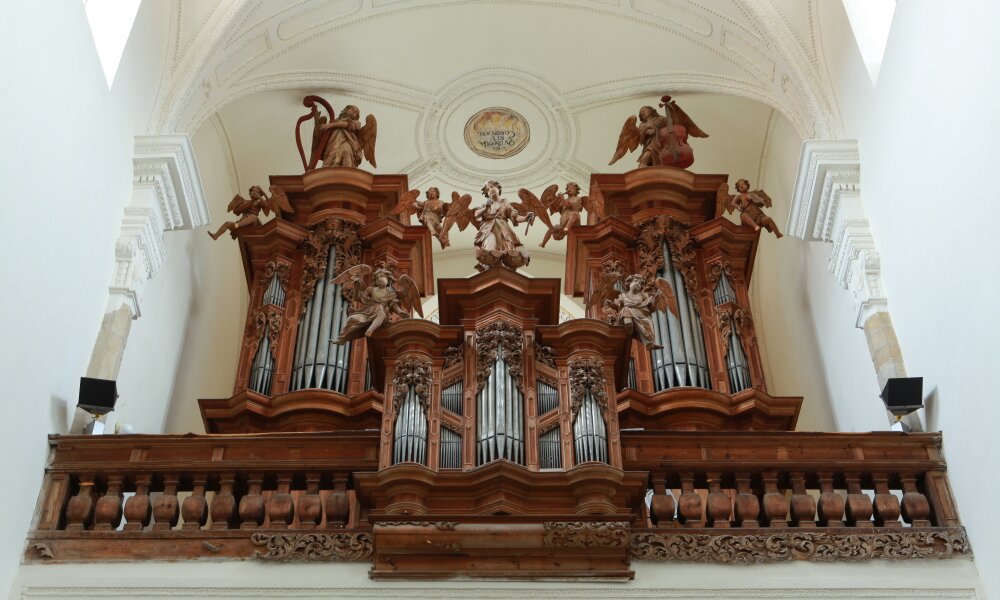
[78,377,118,415]
[880,377,923,417]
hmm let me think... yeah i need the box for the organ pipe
[290,244,352,393]
[572,390,608,464]
[649,240,711,391]
[439,427,462,468]
[392,385,428,465]
[476,357,524,466]
[248,270,285,395]
[539,427,562,469]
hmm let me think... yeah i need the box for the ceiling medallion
[463,107,530,159]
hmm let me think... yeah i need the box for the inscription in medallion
[464,107,530,158]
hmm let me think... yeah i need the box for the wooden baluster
[298,473,322,529]
[705,472,731,528]
[210,473,237,530]
[267,473,295,529]
[733,472,759,527]
[761,471,788,527]
[239,474,265,529]
[872,472,901,527]
[649,474,676,527]
[123,475,153,531]
[789,471,816,527]
[900,474,931,527]
[325,473,350,528]
[152,474,180,531]
[181,476,208,530]
[844,473,873,528]
[677,473,704,527]
[93,474,124,530]
[816,471,844,527]
[64,474,96,531]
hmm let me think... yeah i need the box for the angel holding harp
[718,178,783,239]
[516,182,605,248]
[295,95,377,171]
[609,95,708,169]
[590,265,679,350]
[207,184,293,240]
[331,262,422,344]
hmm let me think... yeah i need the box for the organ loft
[26,95,969,579]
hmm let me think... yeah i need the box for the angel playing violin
[717,179,783,239]
[516,182,605,248]
[331,262,422,344]
[207,184,293,240]
[590,263,679,350]
[295,95,377,171]
[609,95,708,170]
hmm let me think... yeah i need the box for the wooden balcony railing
[25,430,970,576]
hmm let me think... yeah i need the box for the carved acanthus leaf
[443,345,464,368]
[250,533,373,562]
[543,522,629,548]
[568,357,608,421]
[707,261,732,289]
[534,343,556,368]
[391,356,432,413]
[300,218,361,311]
[637,215,702,298]
[629,530,972,563]
[264,260,291,290]
[715,305,753,346]
[475,321,524,393]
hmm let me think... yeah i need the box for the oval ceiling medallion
[463,107,531,159]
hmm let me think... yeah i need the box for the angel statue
[390,187,458,249]
[207,184,293,240]
[331,262,423,344]
[517,182,606,248]
[460,180,537,272]
[609,95,708,170]
[295,95,377,171]
[718,179,783,239]
[590,264,679,350]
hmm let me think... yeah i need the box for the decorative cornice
[250,532,373,562]
[132,135,210,230]
[787,139,860,242]
[630,529,972,563]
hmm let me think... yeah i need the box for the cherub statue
[331,262,422,344]
[207,184,292,240]
[717,179,783,238]
[295,95,377,171]
[590,263,679,350]
[443,180,536,272]
[390,187,462,249]
[609,95,708,169]
[516,182,606,248]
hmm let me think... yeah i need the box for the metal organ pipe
[714,272,752,393]
[477,357,524,466]
[392,385,427,465]
[439,427,462,468]
[573,390,608,464]
[290,245,352,393]
[248,272,285,395]
[649,240,711,391]
[539,427,562,469]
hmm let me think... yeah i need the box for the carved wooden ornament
[475,321,524,393]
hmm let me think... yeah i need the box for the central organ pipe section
[291,244,352,393]
[650,240,711,391]
[475,322,525,466]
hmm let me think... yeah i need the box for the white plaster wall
[10,559,985,599]
[0,1,171,596]
[813,1,999,596]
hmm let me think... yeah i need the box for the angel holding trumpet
[331,262,422,344]
[207,184,293,240]
[516,182,605,248]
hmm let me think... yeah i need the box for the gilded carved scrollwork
[543,521,629,548]
[391,356,432,413]
[637,215,702,298]
[300,218,361,310]
[629,530,972,563]
[250,532,373,562]
[475,321,524,393]
[567,357,608,420]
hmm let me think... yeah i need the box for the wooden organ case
[195,164,804,579]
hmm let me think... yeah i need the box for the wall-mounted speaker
[78,377,118,416]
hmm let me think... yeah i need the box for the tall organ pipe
[248,271,285,395]
[573,391,608,464]
[650,240,711,391]
[713,272,752,393]
[477,357,524,465]
[392,385,427,464]
[291,245,352,393]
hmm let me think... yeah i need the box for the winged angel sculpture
[331,262,422,344]
[295,95,377,171]
[609,95,708,170]
[391,187,468,249]
[589,262,679,350]
[207,185,293,240]
[516,182,605,248]
[718,178,783,238]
